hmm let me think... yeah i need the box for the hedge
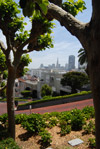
[18,91,91,107]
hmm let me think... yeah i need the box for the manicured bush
[47,117,59,128]
[0,138,20,149]
[59,111,72,122]
[71,109,86,131]
[15,114,28,124]
[83,120,95,134]
[19,90,91,107]
[39,129,52,144]
[21,90,31,98]
[82,106,95,119]
[21,113,46,134]
[59,120,71,135]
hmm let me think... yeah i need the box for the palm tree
[78,48,89,75]
[78,48,87,65]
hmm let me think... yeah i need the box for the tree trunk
[88,47,100,148]
[6,67,16,140]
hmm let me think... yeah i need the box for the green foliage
[21,113,46,133]
[83,120,95,134]
[71,109,86,130]
[20,0,86,18]
[59,120,71,135]
[0,81,6,97]
[82,106,95,119]
[0,113,8,125]
[78,48,87,65]
[38,33,54,50]
[3,70,8,79]
[15,30,29,43]
[16,54,32,78]
[20,0,49,17]
[19,90,91,107]
[0,49,6,71]
[30,14,54,50]
[21,90,32,98]
[0,138,20,149]
[47,116,59,128]
[62,0,86,16]
[0,106,94,146]
[59,111,72,122]
[88,138,96,148]
[15,114,28,124]
[61,71,89,93]
[41,84,52,97]
[0,0,24,32]
[39,129,52,144]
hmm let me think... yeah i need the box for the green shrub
[21,90,31,98]
[83,120,95,134]
[21,113,46,134]
[19,90,91,107]
[39,129,52,144]
[0,113,8,127]
[59,120,71,135]
[88,138,96,148]
[49,111,61,119]
[41,84,52,97]
[15,114,28,124]
[82,106,95,119]
[42,112,51,121]
[59,111,72,122]
[48,117,59,128]
[0,138,20,149]
[71,109,86,131]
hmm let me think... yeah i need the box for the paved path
[0,98,93,115]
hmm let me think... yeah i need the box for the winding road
[0,98,93,115]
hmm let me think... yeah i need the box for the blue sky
[28,0,92,68]
[0,0,92,69]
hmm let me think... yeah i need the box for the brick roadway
[0,98,93,115]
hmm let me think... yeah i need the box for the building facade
[68,55,75,71]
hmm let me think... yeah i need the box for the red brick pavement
[0,98,93,115]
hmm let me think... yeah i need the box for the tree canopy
[41,84,52,97]
[61,71,89,93]
[0,0,54,139]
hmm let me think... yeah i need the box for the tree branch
[23,44,45,54]
[48,3,86,39]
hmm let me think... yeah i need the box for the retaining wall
[17,93,92,111]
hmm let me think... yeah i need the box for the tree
[61,71,89,93]
[78,48,87,66]
[0,0,53,139]
[20,0,100,147]
[41,84,52,97]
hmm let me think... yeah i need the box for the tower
[68,55,75,70]
[56,58,60,68]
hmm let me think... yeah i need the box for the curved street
[0,98,93,115]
